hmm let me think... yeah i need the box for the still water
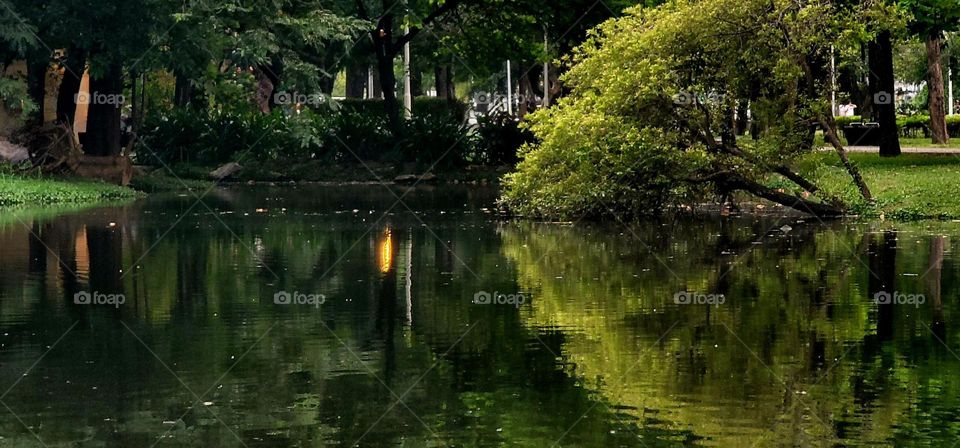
[0,185,958,447]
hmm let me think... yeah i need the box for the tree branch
[391,0,461,54]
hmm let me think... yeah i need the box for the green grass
[0,174,142,207]
[799,152,960,220]
[897,137,959,149]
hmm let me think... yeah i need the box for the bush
[136,108,322,165]
[835,115,960,139]
[324,108,394,162]
[337,98,467,122]
[138,99,476,168]
[472,113,535,165]
[398,113,474,168]
[833,116,862,128]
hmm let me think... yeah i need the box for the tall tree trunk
[518,71,530,117]
[174,73,193,107]
[346,62,367,99]
[373,14,401,133]
[434,64,454,100]
[926,31,948,144]
[26,54,48,124]
[868,31,901,157]
[56,47,86,126]
[411,69,423,97]
[84,62,123,156]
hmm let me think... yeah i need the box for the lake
[0,185,958,447]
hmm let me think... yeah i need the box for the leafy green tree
[502,0,901,219]
[0,3,38,119]
[899,0,960,144]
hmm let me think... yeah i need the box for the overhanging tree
[502,0,900,219]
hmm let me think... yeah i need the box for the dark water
[1,185,959,447]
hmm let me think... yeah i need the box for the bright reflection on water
[0,185,958,447]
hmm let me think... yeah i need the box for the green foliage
[502,0,898,218]
[898,0,960,35]
[138,99,482,168]
[834,116,864,128]
[472,113,535,165]
[895,114,960,137]
[137,108,328,165]
[398,112,474,167]
[0,174,140,206]
[0,74,36,120]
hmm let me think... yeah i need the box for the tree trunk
[926,32,948,144]
[346,62,367,99]
[435,65,449,99]
[867,31,901,157]
[26,54,48,124]
[56,47,86,126]
[819,116,873,201]
[84,62,123,156]
[518,71,531,117]
[174,73,193,107]
[373,14,401,133]
[720,175,844,218]
[411,69,423,97]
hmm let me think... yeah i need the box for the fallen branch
[819,115,873,201]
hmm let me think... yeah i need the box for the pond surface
[0,185,959,447]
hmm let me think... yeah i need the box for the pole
[506,60,513,115]
[403,26,412,119]
[949,67,954,116]
[367,67,375,99]
[543,28,550,108]
[830,45,837,116]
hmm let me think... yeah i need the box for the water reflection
[0,186,957,447]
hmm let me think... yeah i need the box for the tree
[163,0,368,113]
[900,0,960,144]
[502,0,900,219]
[0,4,38,121]
[868,29,903,156]
[354,0,462,133]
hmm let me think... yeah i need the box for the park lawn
[897,137,960,149]
[0,174,142,207]
[800,152,960,220]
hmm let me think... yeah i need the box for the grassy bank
[800,152,960,220]
[0,174,142,207]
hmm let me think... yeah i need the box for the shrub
[136,108,320,165]
[472,113,534,165]
[833,116,862,128]
[398,113,474,168]
[138,99,477,168]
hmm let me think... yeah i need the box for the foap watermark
[74,290,126,308]
[273,290,326,308]
[473,290,527,308]
[672,91,724,106]
[74,91,125,106]
[472,91,535,106]
[872,290,924,308]
[873,91,893,105]
[673,290,725,306]
[273,91,334,108]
